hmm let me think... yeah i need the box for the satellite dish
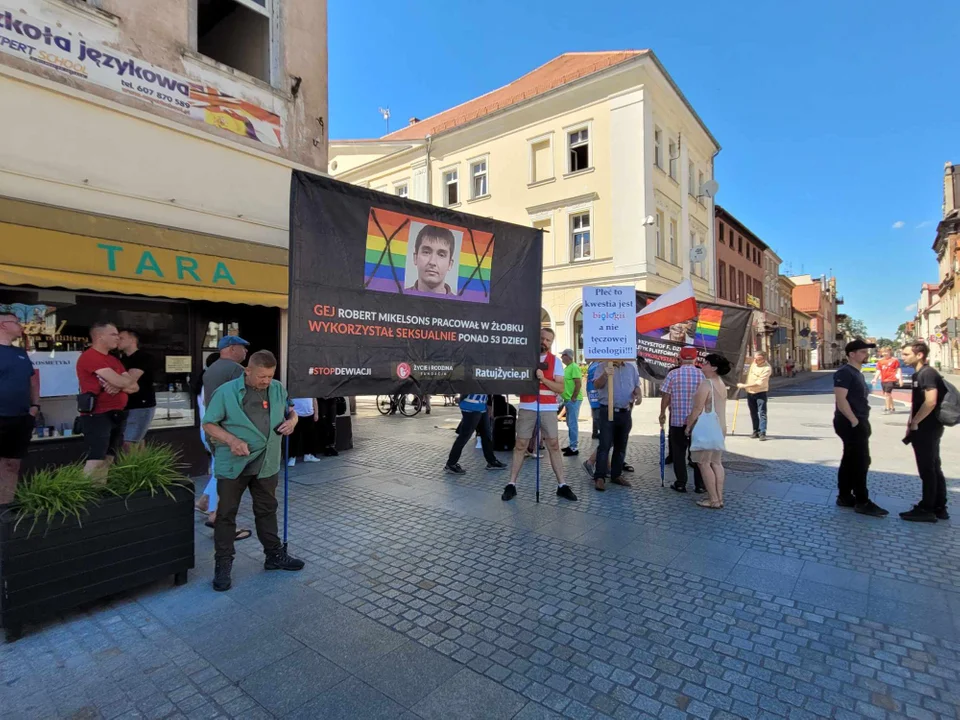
[642,215,656,227]
[701,179,719,198]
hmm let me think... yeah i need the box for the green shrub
[13,464,100,536]
[106,444,189,500]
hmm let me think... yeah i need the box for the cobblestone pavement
[3,373,960,719]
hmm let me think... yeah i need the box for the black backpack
[938,379,960,427]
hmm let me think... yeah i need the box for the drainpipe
[425,135,433,205]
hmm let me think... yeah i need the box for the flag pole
[535,394,540,503]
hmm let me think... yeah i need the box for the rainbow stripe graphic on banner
[363,207,495,304]
[364,209,409,294]
[457,231,494,303]
[694,308,723,348]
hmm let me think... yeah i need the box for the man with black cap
[833,339,888,517]
[660,347,705,493]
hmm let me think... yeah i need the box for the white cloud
[904,302,917,313]
[915,220,934,229]
[892,220,905,229]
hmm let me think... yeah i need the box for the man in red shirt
[875,346,902,414]
[76,322,139,481]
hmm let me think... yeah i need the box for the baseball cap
[844,339,876,355]
[218,335,250,351]
[561,348,575,358]
[679,347,698,360]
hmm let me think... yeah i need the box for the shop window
[197,0,271,83]
[573,307,584,364]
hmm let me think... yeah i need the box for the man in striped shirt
[445,393,506,474]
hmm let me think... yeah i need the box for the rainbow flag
[457,231,494,304]
[364,209,409,293]
[694,308,723,348]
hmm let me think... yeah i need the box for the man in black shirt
[833,339,888,517]
[899,341,948,522]
[119,330,157,450]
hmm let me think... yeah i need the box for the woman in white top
[685,353,732,509]
[288,398,322,466]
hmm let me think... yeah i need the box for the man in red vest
[502,327,578,502]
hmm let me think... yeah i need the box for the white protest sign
[582,286,637,361]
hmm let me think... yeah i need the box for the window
[654,127,663,169]
[698,170,705,201]
[568,127,590,173]
[688,161,696,195]
[533,218,552,265]
[729,228,734,245]
[395,183,408,198]
[668,139,678,180]
[718,261,727,298]
[571,212,591,261]
[738,271,745,304]
[669,219,678,265]
[470,159,488,199]
[738,237,743,255]
[197,0,271,83]
[530,138,553,183]
[730,266,737,303]
[656,211,665,259]
[718,222,725,244]
[443,169,459,206]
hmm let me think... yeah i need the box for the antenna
[378,107,391,133]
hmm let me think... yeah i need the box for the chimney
[409,117,420,126]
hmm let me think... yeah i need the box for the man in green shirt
[560,349,584,456]
[202,350,303,592]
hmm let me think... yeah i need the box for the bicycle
[375,394,423,417]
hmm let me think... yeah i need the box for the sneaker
[899,506,937,523]
[445,463,466,475]
[622,464,635,473]
[287,457,297,467]
[303,454,322,463]
[611,476,633,487]
[670,482,687,493]
[562,447,580,457]
[854,501,889,518]
[594,478,606,492]
[525,451,542,459]
[213,556,233,592]
[582,460,596,477]
[759,433,767,441]
[694,486,706,494]
[501,483,517,501]
[935,507,950,520]
[486,460,507,471]
[750,432,760,439]
[264,549,305,571]
[556,484,578,501]
[836,495,856,508]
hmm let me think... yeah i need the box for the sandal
[696,499,722,509]
[203,521,252,540]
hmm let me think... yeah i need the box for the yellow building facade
[330,51,720,361]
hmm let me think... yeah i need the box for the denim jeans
[747,392,768,434]
[564,399,582,450]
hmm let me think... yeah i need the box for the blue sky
[329,1,960,339]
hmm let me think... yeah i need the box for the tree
[838,316,868,339]
[875,337,896,350]
[895,322,913,344]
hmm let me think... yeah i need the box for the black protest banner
[287,171,543,397]
[635,291,753,383]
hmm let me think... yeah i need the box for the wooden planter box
[0,481,195,642]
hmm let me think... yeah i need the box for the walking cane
[283,434,290,551]
[535,395,541,504]
[731,390,741,436]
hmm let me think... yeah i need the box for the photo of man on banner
[405,223,460,297]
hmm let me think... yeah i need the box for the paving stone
[413,669,527,720]
[285,676,406,720]
[240,646,347,716]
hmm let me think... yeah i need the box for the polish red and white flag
[635,279,698,335]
